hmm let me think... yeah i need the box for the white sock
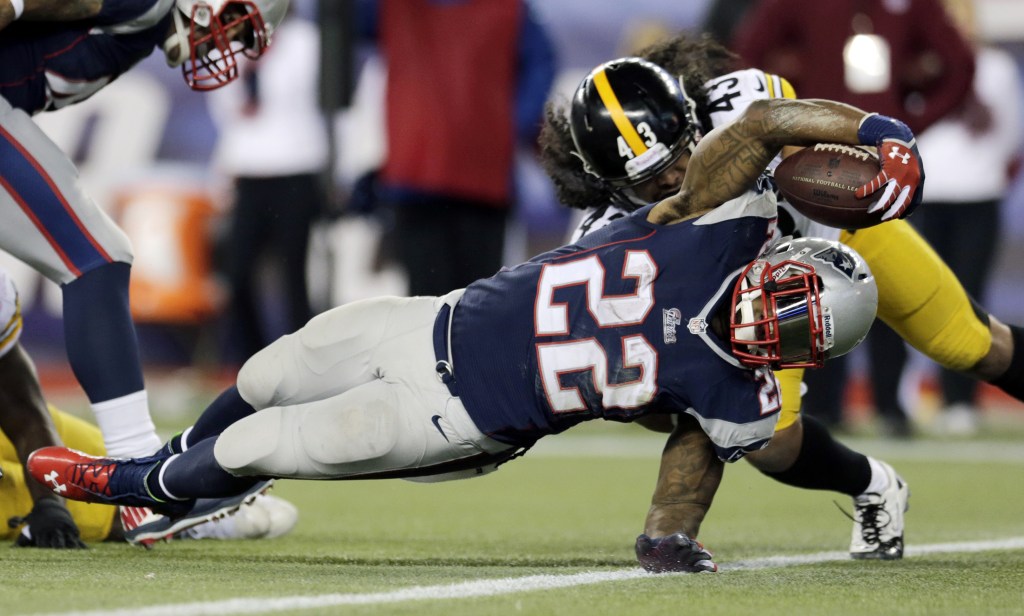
[861,457,891,496]
[91,390,161,457]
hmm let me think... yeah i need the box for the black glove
[8,498,87,549]
[635,532,716,573]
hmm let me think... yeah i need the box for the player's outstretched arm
[637,414,722,572]
[1,0,102,31]
[0,345,85,548]
[649,98,887,224]
[644,414,723,539]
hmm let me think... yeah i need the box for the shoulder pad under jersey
[703,68,797,130]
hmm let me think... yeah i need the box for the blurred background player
[0,0,289,541]
[354,0,556,295]
[540,45,1024,567]
[908,0,1024,435]
[730,0,977,437]
[206,4,329,364]
[0,268,298,547]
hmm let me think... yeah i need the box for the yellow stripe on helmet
[593,68,648,156]
[780,76,797,99]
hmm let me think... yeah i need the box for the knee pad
[215,402,401,479]
[236,338,297,408]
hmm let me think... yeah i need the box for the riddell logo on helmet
[822,312,834,346]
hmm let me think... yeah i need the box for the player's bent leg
[214,393,405,479]
[844,223,1024,402]
[744,420,802,472]
[841,223,991,372]
[218,374,503,481]
[236,295,417,410]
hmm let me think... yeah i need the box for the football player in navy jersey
[0,0,288,544]
[28,78,912,569]
[541,35,1024,569]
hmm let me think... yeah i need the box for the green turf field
[4,421,1023,616]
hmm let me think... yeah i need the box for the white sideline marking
[33,537,1024,616]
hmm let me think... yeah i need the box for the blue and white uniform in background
[0,0,176,458]
[0,0,172,282]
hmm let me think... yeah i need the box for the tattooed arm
[648,98,869,225]
[644,414,724,538]
[1,0,102,31]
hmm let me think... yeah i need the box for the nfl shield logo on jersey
[687,317,707,335]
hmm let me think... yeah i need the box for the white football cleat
[177,494,298,540]
[849,460,909,560]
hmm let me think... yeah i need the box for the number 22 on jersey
[534,252,658,414]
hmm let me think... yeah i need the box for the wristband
[9,0,24,19]
[857,113,915,147]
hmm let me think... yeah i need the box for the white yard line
[33,537,1024,616]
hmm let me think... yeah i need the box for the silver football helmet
[730,237,878,369]
[163,0,289,91]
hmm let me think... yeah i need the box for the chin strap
[163,7,190,67]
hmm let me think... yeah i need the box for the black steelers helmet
[570,57,702,207]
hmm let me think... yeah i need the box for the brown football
[773,144,882,229]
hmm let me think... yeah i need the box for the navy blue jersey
[0,0,171,114]
[450,193,783,461]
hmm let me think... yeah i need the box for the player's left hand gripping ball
[854,114,926,221]
[635,533,717,573]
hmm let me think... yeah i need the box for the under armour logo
[44,470,67,494]
[888,146,911,165]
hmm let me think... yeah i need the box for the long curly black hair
[538,33,737,210]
